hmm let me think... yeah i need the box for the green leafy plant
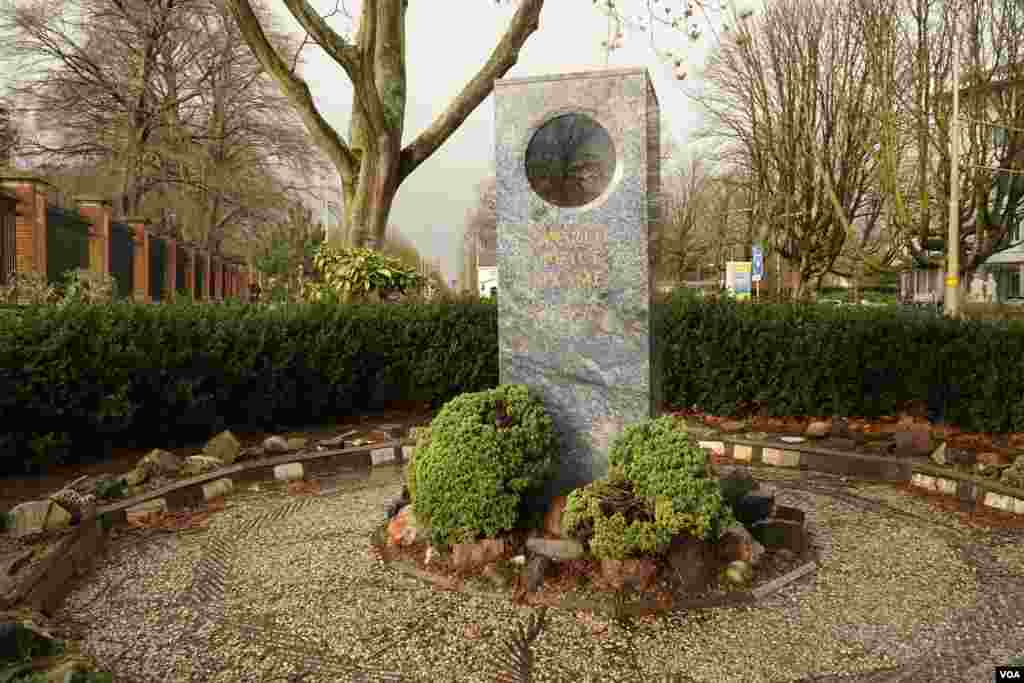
[56,269,116,306]
[93,477,127,500]
[307,244,425,302]
[562,416,735,560]
[407,384,556,548]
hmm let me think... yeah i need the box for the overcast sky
[283,0,722,283]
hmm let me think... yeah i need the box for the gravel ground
[56,466,1024,683]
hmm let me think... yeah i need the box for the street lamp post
[945,38,961,318]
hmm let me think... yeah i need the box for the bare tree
[459,175,496,296]
[697,0,887,299]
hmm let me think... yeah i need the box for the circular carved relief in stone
[525,113,616,208]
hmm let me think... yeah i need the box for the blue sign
[752,244,764,283]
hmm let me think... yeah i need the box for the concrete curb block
[708,435,1024,517]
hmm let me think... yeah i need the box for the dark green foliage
[656,291,1024,432]
[408,385,556,548]
[93,477,127,500]
[0,298,498,474]
[718,468,757,509]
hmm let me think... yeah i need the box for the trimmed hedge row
[3,291,1023,474]
[0,298,498,473]
[657,292,1024,432]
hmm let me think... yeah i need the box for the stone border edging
[4,439,415,616]
[696,436,1024,516]
[96,438,417,524]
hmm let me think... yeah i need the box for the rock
[286,437,308,451]
[771,504,806,526]
[120,467,148,487]
[525,537,585,561]
[181,455,224,477]
[930,442,948,466]
[511,554,527,566]
[719,420,747,433]
[599,557,659,591]
[387,505,425,546]
[42,655,93,683]
[201,478,233,502]
[203,430,241,465]
[525,554,552,592]
[805,420,831,438]
[273,463,304,481]
[717,524,765,566]
[894,425,931,456]
[482,563,511,589]
[425,546,439,566]
[263,436,289,453]
[0,549,33,578]
[977,452,1013,467]
[724,560,753,586]
[751,520,808,555]
[137,448,183,477]
[666,534,718,593]
[384,487,410,520]
[451,538,506,571]
[731,492,774,527]
[830,418,851,438]
[7,501,71,538]
[543,495,568,538]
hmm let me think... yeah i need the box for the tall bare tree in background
[459,175,495,295]
[0,0,329,254]
[697,0,889,300]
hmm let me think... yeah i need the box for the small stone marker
[495,68,662,504]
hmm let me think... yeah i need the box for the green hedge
[0,297,498,473]
[3,290,1023,474]
[657,292,1024,431]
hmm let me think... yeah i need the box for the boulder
[525,537,585,561]
[805,420,831,438]
[263,436,289,454]
[751,519,808,555]
[384,487,410,520]
[724,560,753,586]
[976,452,1013,468]
[894,425,931,456]
[666,534,718,593]
[543,495,568,538]
[525,554,552,592]
[181,455,224,478]
[599,558,659,591]
[717,523,765,566]
[731,492,775,527]
[451,538,506,571]
[7,501,71,538]
[386,505,426,547]
[137,449,183,477]
[286,437,308,451]
[771,504,806,526]
[203,430,241,465]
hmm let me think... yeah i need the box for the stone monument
[494,68,661,505]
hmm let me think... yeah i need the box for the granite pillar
[494,68,661,502]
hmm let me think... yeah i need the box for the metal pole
[945,37,961,318]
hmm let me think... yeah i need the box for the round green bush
[562,416,734,559]
[407,384,557,548]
